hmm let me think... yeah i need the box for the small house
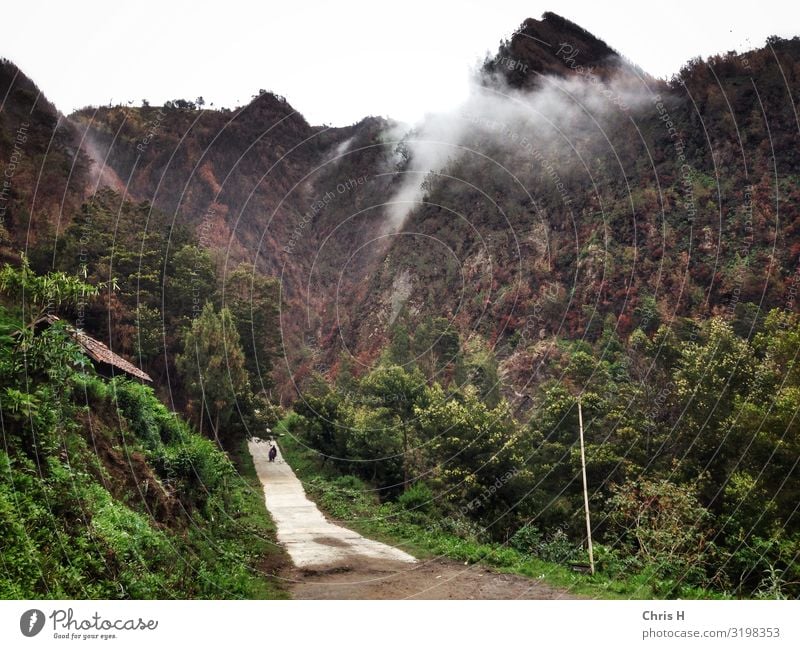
[35,314,152,382]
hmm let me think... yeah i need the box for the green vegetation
[44,188,282,413]
[177,303,250,443]
[278,427,718,599]
[289,312,800,599]
[0,262,286,598]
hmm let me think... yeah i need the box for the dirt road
[249,438,580,599]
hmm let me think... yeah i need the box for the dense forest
[1,11,799,598]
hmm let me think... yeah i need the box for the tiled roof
[38,315,152,382]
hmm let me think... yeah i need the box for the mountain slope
[3,16,799,407]
[0,59,91,256]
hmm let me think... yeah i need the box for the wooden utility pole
[577,398,595,575]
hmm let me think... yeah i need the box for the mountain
[3,17,800,406]
[301,19,800,412]
[0,59,91,256]
[484,11,623,88]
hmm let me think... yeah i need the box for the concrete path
[248,438,417,569]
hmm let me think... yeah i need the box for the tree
[334,351,358,395]
[52,190,193,366]
[346,406,404,490]
[134,305,163,365]
[462,342,501,407]
[412,316,461,382]
[168,98,196,110]
[754,309,800,387]
[633,294,661,334]
[609,478,712,587]
[384,318,412,367]
[293,387,350,465]
[415,384,521,528]
[223,264,280,393]
[176,303,249,446]
[672,317,759,483]
[165,245,217,322]
[360,365,427,489]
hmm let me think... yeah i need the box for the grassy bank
[276,417,723,600]
[0,366,289,598]
[227,436,290,598]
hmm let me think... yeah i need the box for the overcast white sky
[2,0,798,126]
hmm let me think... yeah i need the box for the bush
[88,486,173,598]
[281,411,304,434]
[111,379,164,450]
[510,525,581,564]
[609,478,712,585]
[510,525,544,553]
[397,482,434,514]
[71,373,108,402]
[154,434,234,504]
[332,474,366,491]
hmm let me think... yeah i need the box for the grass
[0,367,291,599]
[226,436,290,599]
[274,418,708,600]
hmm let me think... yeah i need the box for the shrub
[154,435,234,504]
[111,379,163,450]
[71,373,108,402]
[332,474,366,491]
[397,482,434,514]
[510,525,544,553]
[510,525,581,564]
[609,478,712,585]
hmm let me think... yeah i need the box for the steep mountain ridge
[1,14,799,407]
[484,11,624,88]
[0,59,91,255]
[306,24,800,409]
